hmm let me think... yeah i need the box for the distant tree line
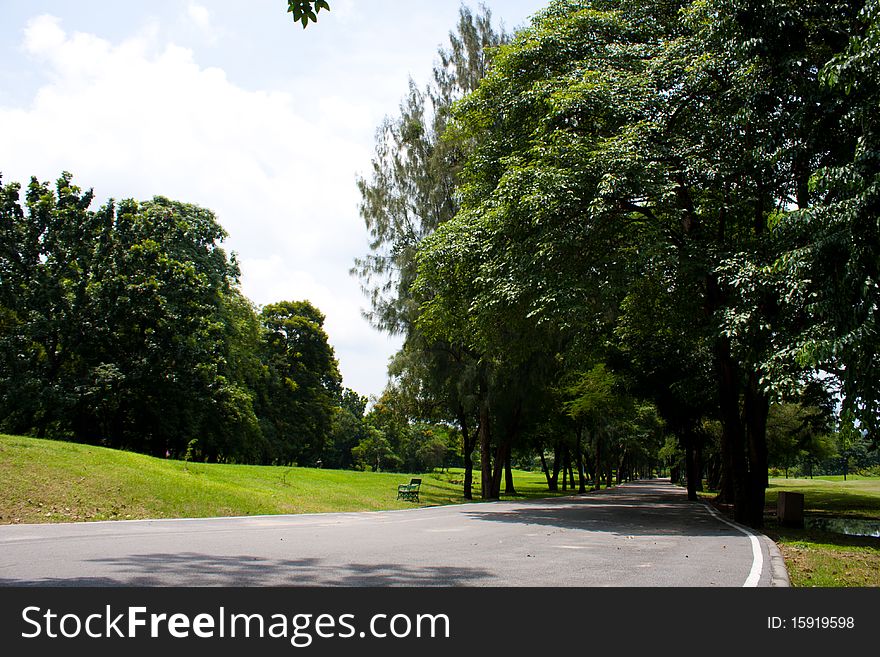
[355,1,880,526]
[0,172,455,472]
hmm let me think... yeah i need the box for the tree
[0,171,356,465]
[613,270,716,500]
[834,412,871,480]
[355,5,508,498]
[414,0,868,526]
[354,5,507,334]
[766,402,834,478]
[257,301,342,465]
[202,288,265,463]
[562,363,665,492]
[0,173,255,459]
[352,427,399,472]
[771,0,880,441]
[287,1,330,28]
[84,195,244,458]
[565,365,618,492]
[683,0,863,524]
[324,388,370,469]
[0,172,98,438]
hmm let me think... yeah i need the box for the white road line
[702,504,763,587]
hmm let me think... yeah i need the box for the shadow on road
[0,553,494,587]
[463,481,744,538]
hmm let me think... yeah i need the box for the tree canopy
[0,173,343,466]
[354,0,880,525]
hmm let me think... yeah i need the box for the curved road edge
[762,534,791,587]
[699,500,790,587]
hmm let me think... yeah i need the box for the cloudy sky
[0,0,548,399]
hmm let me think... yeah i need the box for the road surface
[0,480,785,586]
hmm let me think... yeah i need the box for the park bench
[397,478,422,502]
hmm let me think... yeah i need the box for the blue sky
[0,0,549,399]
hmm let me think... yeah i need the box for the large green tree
[257,300,342,465]
[771,0,880,440]
[415,0,868,526]
[355,5,508,498]
[1,172,352,465]
[0,173,256,459]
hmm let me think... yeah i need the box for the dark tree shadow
[0,553,494,587]
[461,481,745,538]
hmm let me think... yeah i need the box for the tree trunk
[539,446,559,491]
[490,438,507,499]
[576,427,587,494]
[744,373,770,528]
[684,431,699,502]
[715,334,750,524]
[490,402,519,499]
[550,443,563,491]
[706,452,721,491]
[583,443,596,488]
[478,398,493,500]
[561,446,569,491]
[458,406,474,500]
[504,450,516,495]
[463,447,474,500]
[694,442,704,492]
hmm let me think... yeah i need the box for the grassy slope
[0,434,563,525]
[764,477,880,587]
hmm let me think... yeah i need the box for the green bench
[397,478,422,503]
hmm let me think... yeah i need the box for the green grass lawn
[763,477,880,587]
[0,434,567,525]
[767,476,880,520]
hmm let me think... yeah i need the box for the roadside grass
[764,477,880,587]
[764,526,880,587]
[767,477,880,520]
[0,434,567,525]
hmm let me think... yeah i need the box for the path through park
[0,480,785,586]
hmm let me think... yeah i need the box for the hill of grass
[0,434,563,525]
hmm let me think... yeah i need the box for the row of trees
[355,5,671,501]
[0,173,346,465]
[355,1,880,526]
[0,172,466,474]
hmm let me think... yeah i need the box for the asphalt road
[0,480,784,586]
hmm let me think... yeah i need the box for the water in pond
[805,517,880,538]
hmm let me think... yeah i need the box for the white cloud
[21,14,66,54]
[1,14,398,397]
[187,3,210,29]
[185,3,222,44]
